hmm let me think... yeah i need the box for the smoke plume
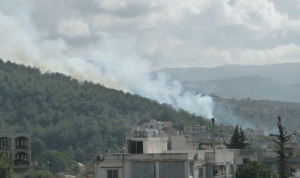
[0,6,214,119]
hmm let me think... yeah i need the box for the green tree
[0,151,14,178]
[228,125,251,149]
[24,168,64,178]
[228,125,241,149]
[235,160,277,178]
[240,126,251,149]
[31,138,46,160]
[274,116,291,178]
[39,150,76,174]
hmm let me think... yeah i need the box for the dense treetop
[0,59,208,163]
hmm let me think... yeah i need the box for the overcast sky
[2,0,300,72]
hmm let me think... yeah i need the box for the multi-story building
[0,133,31,174]
[94,130,235,178]
[142,119,172,131]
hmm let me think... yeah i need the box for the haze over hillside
[153,63,300,85]
[212,95,300,134]
[153,63,300,103]
[183,76,300,103]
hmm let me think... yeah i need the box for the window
[132,162,155,178]
[159,162,185,178]
[128,141,143,154]
[199,168,204,178]
[243,158,250,164]
[107,170,118,178]
[189,162,194,177]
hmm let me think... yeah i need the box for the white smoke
[0,5,214,119]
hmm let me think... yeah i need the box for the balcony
[15,137,29,150]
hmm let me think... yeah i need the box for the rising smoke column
[0,4,214,119]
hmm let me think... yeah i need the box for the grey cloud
[47,35,101,47]
[110,2,162,18]
[272,0,300,19]
[31,1,80,36]
[69,0,104,15]
[2,0,300,70]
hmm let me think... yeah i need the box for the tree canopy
[235,160,277,178]
[274,116,291,178]
[0,151,14,178]
[228,125,250,149]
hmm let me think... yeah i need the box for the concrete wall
[94,153,190,178]
[143,138,168,154]
[95,150,235,178]
[125,137,168,154]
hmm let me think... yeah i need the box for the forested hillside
[0,59,208,163]
[212,95,300,133]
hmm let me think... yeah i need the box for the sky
[1,0,300,119]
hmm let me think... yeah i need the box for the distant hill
[212,95,300,134]
[182,76,300,103]
[153,63,300,85]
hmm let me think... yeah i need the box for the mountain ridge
[152,63,300,85]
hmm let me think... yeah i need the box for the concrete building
[185,125,207,133]
[94,131,235,178]
[0,133,31,174]
[230,149,266,171]
[219,124,235,132]
[244,128,265,139]
[142,119,172,131]
[170,135,226,151]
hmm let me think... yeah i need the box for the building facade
[0,133,31,174]
[94,131,235,178]
[185,125,207,133]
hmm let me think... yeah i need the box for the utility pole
[212,118,215,153]
[49,156,52,172]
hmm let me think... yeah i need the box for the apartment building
[0,133,31,174]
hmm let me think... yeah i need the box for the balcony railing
[14,159,29,165]
[213,175,234,178]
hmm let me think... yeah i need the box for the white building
[245,128,264,138]
[94,131,235,178]
[185,125,207,133]
[142,119,172,131]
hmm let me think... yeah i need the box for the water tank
[145,129,153,138]
[153,129,159,137]
[134,131,148,138]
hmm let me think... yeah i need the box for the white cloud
[238,43,300,64]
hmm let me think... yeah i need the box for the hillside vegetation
[183,76,300,103]
[213,95,300,133]
[0,59,208,163]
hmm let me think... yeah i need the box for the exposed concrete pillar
[155,161,159,178]
[185,161,189,178]
[225,164,227,178]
